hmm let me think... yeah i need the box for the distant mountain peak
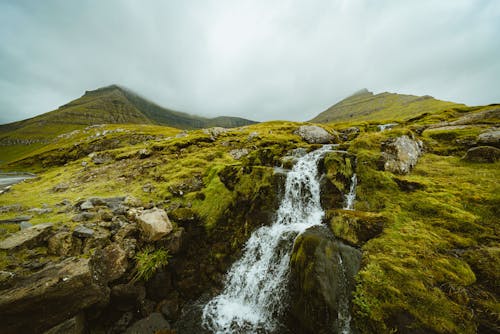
[349,88,373,97]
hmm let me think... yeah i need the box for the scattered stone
[0,204,22,213]
[382,135,423,174]
[81,161,88,167]
[0,257,109,333]
[339,126,360,141]
[125,312,170,334]
[138,148,152,159]
[89,152,113,165]
[229,148,250,160]
[52,182,69,192]
[135,208,173,241]
[19,221,33,230]
[28,207,53,215]
[203,127,227,139]
[0,215,32,224]
[48,231,82,256]
[142,183,155,193]
[378,123,399,131]
[123,195,142,208]
[56,199,71,207]
[462,146,500,163]
[72,225,94,238]
[80,200,94,211]
[0,223,53,251]
[43,312,86,334]
[294,125,336,144]
[247,131,260,141]
[477,129,500,147]
[175,132,188,138]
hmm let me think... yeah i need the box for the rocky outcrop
[0,223,53,251]
[477,129,500,147]
[462,146,500,163]
[319,151,356,209]
[382,135,422,174]
[327,210,386,247]
[0,257,109,333]
[294,125,337,144]
[288,226,361,334]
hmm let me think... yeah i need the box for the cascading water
[202,145,332,334]
[344,173,357,210]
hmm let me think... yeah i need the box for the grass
[133,246,171,282]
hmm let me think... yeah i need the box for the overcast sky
[0,0,499,124]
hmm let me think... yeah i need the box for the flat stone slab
[0,223,53,251]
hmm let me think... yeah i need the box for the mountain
[0,85,256,164]
[310,88,464,123]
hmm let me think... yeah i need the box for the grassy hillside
[311,88,464,123]
[0,85,256,165]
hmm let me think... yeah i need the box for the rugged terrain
[0,89,498,333]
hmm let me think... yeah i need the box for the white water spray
[202,145,332,333]
[344,173,357,210]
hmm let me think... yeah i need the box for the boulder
[0,223,53,251]
[135,208,173,241]
[91,244,128,282]
[382,135,422,174]
[79,200,94,211]
[477,129,500,147]
[48,231,82,256]
[462,146,500,163]
[43,313,86,334]
[125,312,170,334]
[0,257,109,333]
[288,226,361,334]
[73,225,94,238]
[327,210,386,247]
[294,125,336,144]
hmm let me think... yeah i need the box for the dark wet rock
[111,283,146,312]
[73,225,95,238]
[110,311,135,333]
[288,226,362,334]
[48,231,82,256]
[294,125,337,144]
[0,257,109,333]
[159,292,181,321]
[145,268,174,302]
[162,228,184,255]
[382,135,422,174]
[43,313,86,334]
[125,312,170,334]
[0,223,53,251]
[462,146,500,163]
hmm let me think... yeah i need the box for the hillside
[311,88,464,123]
[0,103,498,333]
[0,85,256,165]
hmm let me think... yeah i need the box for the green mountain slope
[0,85,256,165]
[311,89,464,123]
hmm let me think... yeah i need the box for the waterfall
[344,173,357,210]
[337,254,352,334]
[202,145,332,333]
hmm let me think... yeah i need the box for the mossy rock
[169,208,198,225]
[288,226,361,334]
[319,152,356,209]
[462,146,500,163]
[327,210,386,247]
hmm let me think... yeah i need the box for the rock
[319,151,356,209]
[48,231,82,256]
[229,148,250,160]
[327,210,386,247]
[43,313,86,334]
[52,182,69,192]
[159,292,181,320]
[288,226,361,334]
[81,161,88,167]
[339,126,360,141]
[477,129,500,147]
[19,221,33,230]
[73,225,94,238]
[142,183,155,193]
[0,257,109,333]
[163,228,184,254]
[294,125,336,144]
[125,312,170,334]
[82,227,111,253]
[462,146,500,163]
[72,212,96,222]
[135,208,173,241]
[90,152,112,164]
[382,135,422,174]
[79,200,94,211]
[123,195,142,208]
[0,204,22,213]
[28,207,53,215]
[378,123,399,131]
[0,223,53,251]
[138,148,152,159]
[203,127,227,139]
[0,215,32,224]
[110,311,134,333]
[169,208,197,224]
[247,131,260,141]
[91,244,128,282]
[111,283,146,312]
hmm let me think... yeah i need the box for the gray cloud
[1,0,499,124]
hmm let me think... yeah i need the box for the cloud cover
[0,0,499,124]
